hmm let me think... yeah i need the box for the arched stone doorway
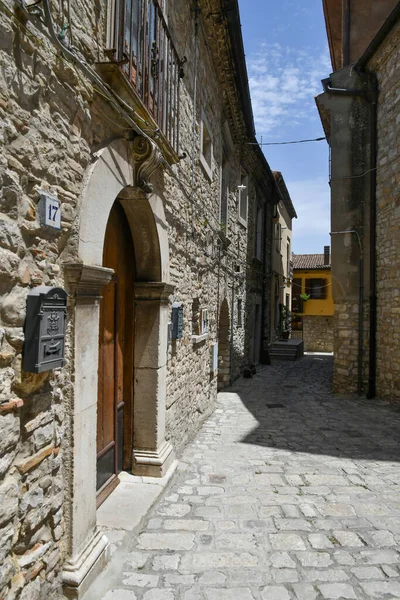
[218,299,231,390]
[62,138,174,596]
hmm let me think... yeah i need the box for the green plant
[280,304,291,334]
[300,292,310,302]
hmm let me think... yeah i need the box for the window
[200,115,213,179]
[275,222,281,251]
[200,308,208,334]
[192,298,200,335]
[255,204,263,260]
[286,239,290,276]
[238,169,248,225]
[237,299,243,327]
[305,278,327,300]
[220,152,229,229]
[106,0,182,153]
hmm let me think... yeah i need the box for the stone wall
[369,20,400,402]
[302,315,334,353]
[0,0,274,596]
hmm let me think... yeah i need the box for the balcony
[102,0,183,157]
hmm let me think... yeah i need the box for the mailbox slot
[23,286,68,373]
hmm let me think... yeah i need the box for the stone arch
[218,298,231,390]
[62,138,174,597]
[77,137,169,282]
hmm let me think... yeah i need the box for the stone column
[132,282,175,477]
[61,263,113,599]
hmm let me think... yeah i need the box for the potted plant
[280,305,291,339]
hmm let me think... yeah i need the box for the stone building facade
[270,172,296,340]
[0,0,278,598]
[316,1,400,398]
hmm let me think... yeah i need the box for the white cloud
[247,43,331,135]
[286,178,331,254]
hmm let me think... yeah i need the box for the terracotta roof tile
[293,254,331,270]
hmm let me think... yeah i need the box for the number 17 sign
[38,191,62,230]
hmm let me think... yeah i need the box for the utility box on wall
[171,302,183,340]
[23,286,68,373]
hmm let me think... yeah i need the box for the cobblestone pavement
[86,355,400,600]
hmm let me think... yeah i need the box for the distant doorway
[218,299,230,390]
[97,201,135,506]
[252,302,261,364]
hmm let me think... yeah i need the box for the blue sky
[238,0,332,254]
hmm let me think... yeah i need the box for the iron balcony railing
[107,0,183,153]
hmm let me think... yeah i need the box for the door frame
[62,138,174,597]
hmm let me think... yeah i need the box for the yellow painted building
[292,248,334,352]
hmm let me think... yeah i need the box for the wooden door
[97,202,135,505]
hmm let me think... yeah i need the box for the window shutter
[305,279,311,296]
[320,278,327,299]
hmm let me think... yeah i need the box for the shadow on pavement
[230,354,400,462]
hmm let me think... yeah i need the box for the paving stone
[275,519,313,531]
[360,581,400,598]
[151,554,180,571]
[368,529,396,547]
[321,503,356,517]
[270,533,306,551]
[137,533,195,551]
[124,551,149,569]
[292,583,318,600]
[304,569,350,583]
[351,566,384,579]
[296,552,333,567]
[270,552,296,569]
[359,549,400,564]
[163,520,210,531]
[204,589,255,600]
[260,585,291,600]
[332,531,364,547]
[157,504,191,517]
[332,551,355,565]
[101,591,138,600]
[179,552,259,571]
[308,533,334,549]
[198,572,226,585]
[227,569,264,585]
[143,590,175,600]
[164,574,196,586]
[381,565,398,577]
[272,568,298,583]
[122,573,159,587]
[317,583,356,599]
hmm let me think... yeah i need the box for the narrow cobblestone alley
[84,355,400,600]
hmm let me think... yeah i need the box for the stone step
[269,351,297,361]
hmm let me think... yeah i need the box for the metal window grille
[108,0,181,153]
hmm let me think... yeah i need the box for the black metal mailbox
[23,286,68,373]
[171,302,183,340]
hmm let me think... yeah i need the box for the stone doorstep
[77,461,178,600]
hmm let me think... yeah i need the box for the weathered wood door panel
[97,202,135,505]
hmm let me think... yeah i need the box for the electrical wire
[248,137,326,146]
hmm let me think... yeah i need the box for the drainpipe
[343,0,351,66]
[365,82,378,399]
[323,73,378,398]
